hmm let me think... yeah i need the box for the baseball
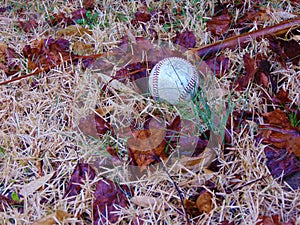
[149,57,199,105]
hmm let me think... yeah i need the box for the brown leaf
[0,43,21,75]
[72,41,94,55]
[93,178,130,224]
[95,113,112,136]
[235,54,256,90]
[272,89,292,105]
[129,129,166,171]
[237,7,270,31]
[184,198,199,217]
[207,8,231,38]
[32,210,72,225]
[63,163,96,198]
[254,55,271,88]
[131,195,165,209]
[262,109,292,129]
[0,42,7,62]
[196,190,213,214]
[83,0,95,10]
[57,25,92,36]
[49,12,73,26]
[78,112,111,138]
[256,215,281,225]
[20,172,55,196]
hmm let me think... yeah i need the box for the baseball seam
[152,57,198,103]
[152,62,162,100]
[179,68,198,101]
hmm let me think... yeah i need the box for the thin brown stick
[192,17,300,59]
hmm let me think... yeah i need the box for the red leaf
[269,37,300,66]
[207,8,231,38]
[204,55,230,77]
[93,178,130,224]
[95,113,111,136]
[272,89,292,105]
[258,109,300,189]
[173,30,197,49]
[18,18,38,33]
[22,37,72,71]
[71,8,87,22]
[49,12,73,26]
[132,6,151,25]
[219,220,235,225]
[256,215,281,225]
[83,0,95,10]
[63,163,96,198]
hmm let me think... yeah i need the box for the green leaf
[11,192,20,202]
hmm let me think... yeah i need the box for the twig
[191,17,300,59]
[155,156,191,225]
[0,53,104,86]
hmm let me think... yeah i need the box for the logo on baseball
[149,57,199,105]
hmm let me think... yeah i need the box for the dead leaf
[236,54,256,90]
[256,215,281,225]
[219,220,235,225]
[196,190,213,214]
[63,163,96,198]
[131,195,166,209]
[272,89,292,105]
[0,194,23,212]
[32,209,72,225]
[22,37,73,71]
[204,55,230,78]
[0,42,7,62]
[73,41,94,55]
[57,25,92,36]
[78,112,112,138]
[258,109,300,189]
[0,43,21,75]
[173,30,197,49]
[129,129,167,171]
[262,109,292,129]
[18,18,38,33]
[269,37,300,66]
[184,198,200,217]
[237,7,270,31]
[132,5,151,25]
[207,8,231,38]
[83,0,95,10]
[93,178,130,224]
[20,172,54,196]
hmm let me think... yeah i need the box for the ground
[0,0,300,225]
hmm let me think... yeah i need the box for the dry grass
[0,0,300,224]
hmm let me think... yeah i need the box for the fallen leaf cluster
[23,37,72,71]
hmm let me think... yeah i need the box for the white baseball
[149,57,199,105]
